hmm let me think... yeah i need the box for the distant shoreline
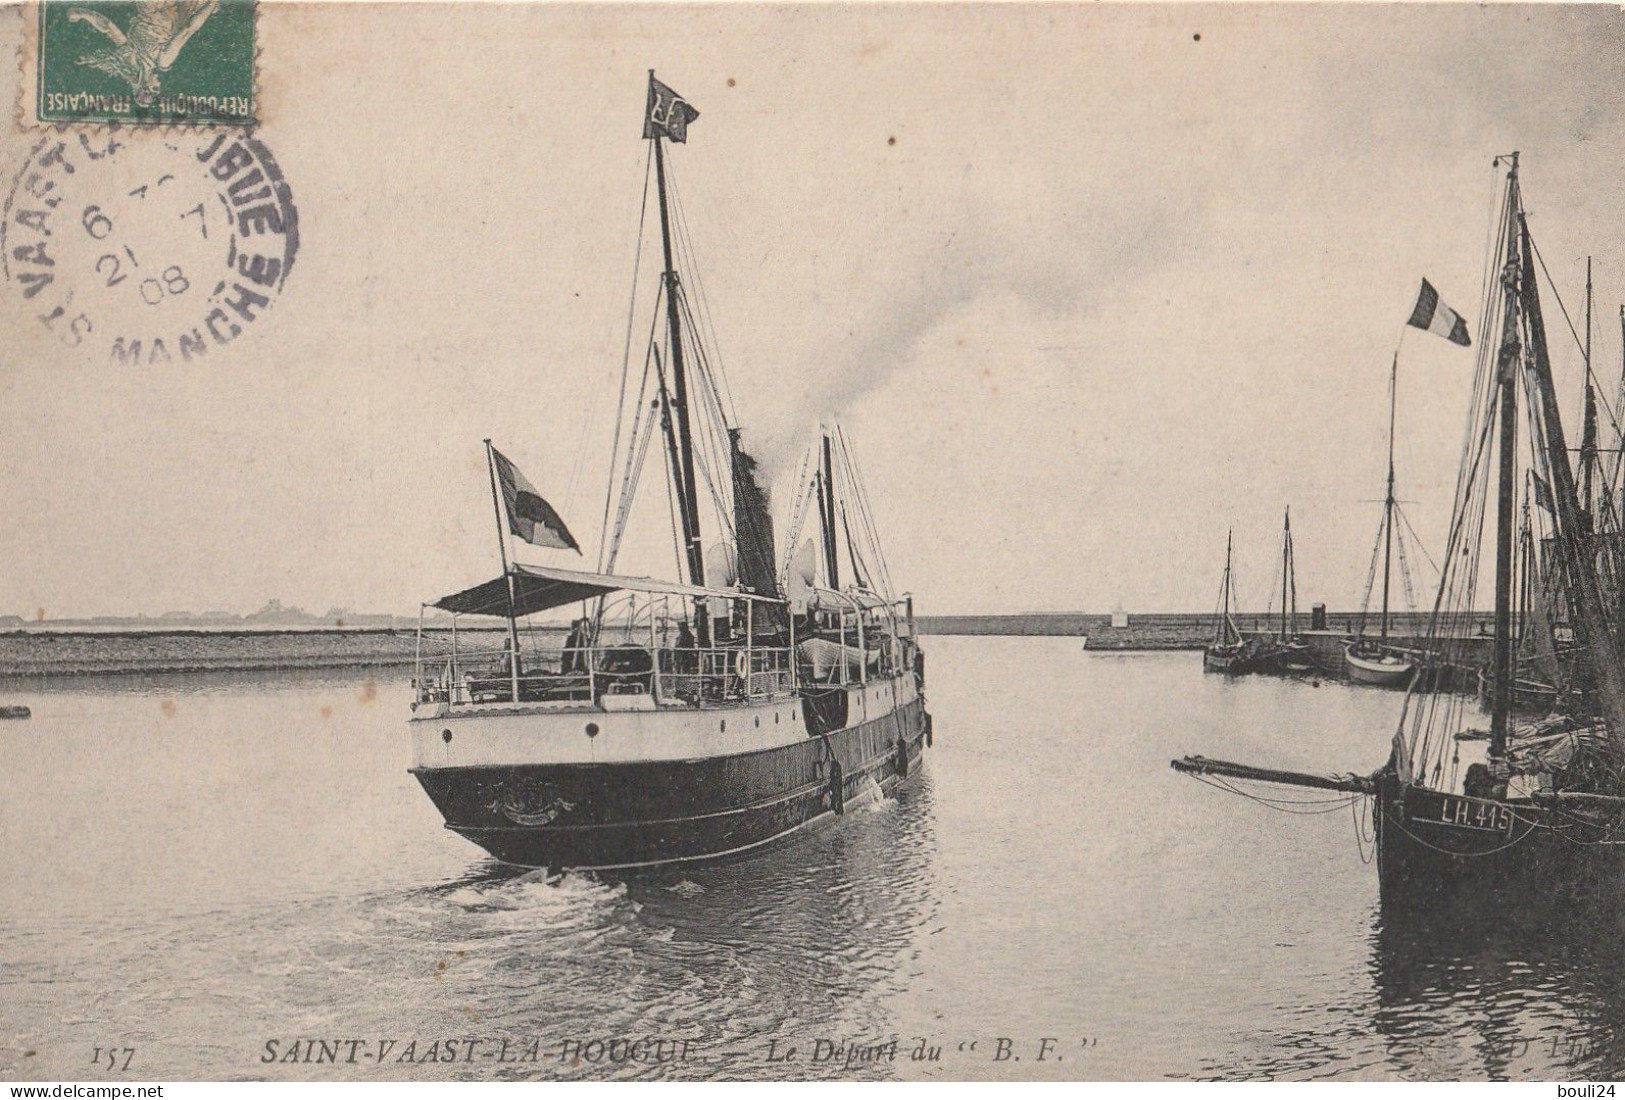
[0,612,1468,679]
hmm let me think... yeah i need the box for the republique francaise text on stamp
[20,0,256,128]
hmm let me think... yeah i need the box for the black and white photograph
[5,0,1625,1087]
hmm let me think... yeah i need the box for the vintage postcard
[4,0,1625,1089]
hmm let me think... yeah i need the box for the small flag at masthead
[644,73,699,143]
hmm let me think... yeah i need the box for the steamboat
[406,74,930,870]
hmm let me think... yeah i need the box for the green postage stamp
[22,0,256,126]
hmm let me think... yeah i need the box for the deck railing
[412,641,798,708]
[411,591,920,710]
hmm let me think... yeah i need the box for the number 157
[91,1046,135,1071]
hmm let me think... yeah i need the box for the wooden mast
[1490,157,1522,757]
[649,72,708,641]
[1287,508,1298,637]
[1279,508,1290,642]
[1517,187,1625,756]
[1379,354,1399,643]
[1580,256,1598,520]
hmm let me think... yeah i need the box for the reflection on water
[1364,907,1625,1081]
[5,641,1625,1079]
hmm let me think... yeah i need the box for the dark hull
[1373,771,1625,911]
[412,697,929,869]
[1204,645,1281,676]
[1474,666,1560,714]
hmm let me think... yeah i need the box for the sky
[3,2,1625,618]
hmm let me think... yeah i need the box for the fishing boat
[1176,154,1625,910]
[1344,645,1414,687]
[1344,352,1422,687]
[405,74,930,871]
[1475,490,1564,713]
[1203,531,1273,674]
[1272,507,1316,672]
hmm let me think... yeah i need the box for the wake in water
[444,869,629,914]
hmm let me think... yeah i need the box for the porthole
[754,716,760,728]
[721,719,727,732]
[441,729,453,743]
[585,722,600,738]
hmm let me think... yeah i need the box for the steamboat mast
[648,71,708,640]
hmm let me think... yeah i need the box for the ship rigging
[1175,154,1625,909]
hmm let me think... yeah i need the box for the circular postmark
[1,129,297,365]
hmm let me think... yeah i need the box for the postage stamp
[2,128,297,363]
[19,0,256,127]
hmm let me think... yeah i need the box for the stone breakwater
[0,628,532,679]
[0,613,1482,678]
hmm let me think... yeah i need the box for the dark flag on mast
[490,447,582,553]
[1406,278,1472,346]
[644,74,699,142]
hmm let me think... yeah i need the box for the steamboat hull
[412,695,929,869]
[1373,773,1625,909]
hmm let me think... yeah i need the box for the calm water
[2,637,1623,1081]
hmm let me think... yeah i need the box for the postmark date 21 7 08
[2,130,298,366]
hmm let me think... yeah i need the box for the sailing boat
[1203,530,1256,674]
[1478,261,1607,714]
[404,74,931,870]
[1274,508,1316,672]
[1176,154,1625,909]
[1345,353,1420,687]
[1478,489,1564,713]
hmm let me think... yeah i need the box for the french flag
[1406,279,1472,346]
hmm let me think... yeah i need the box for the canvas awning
[806,586,893,611]
[431,562,778,619]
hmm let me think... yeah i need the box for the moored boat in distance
[1344,645,1416,687]
[1203,530,1262,674]
[1271,507,1316,673]
[406,74,930,871]
[1344,347,1424,688]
